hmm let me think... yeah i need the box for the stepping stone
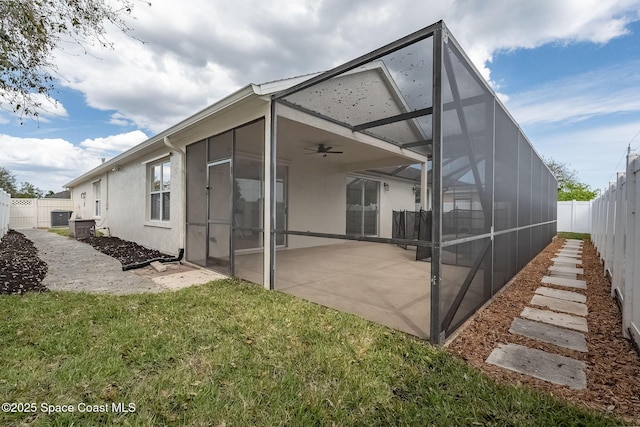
[541,276,587,289]
[549,265,584,275]
[556,250,582,256]
[486,343,586,389]
[563,243,582,248]
[530,294,588,316]
[150,261,167,272]
[549,271,577,280]
[566,239,583,243]
[509,318,588,352]
[556,250,582,257]
[535,286,586,303]
[521,307,588,332]
[551,257,582,266]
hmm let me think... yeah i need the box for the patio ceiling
[275,116,426,173]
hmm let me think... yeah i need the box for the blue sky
[1,0,640,193]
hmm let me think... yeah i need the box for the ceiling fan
[304,143,343,157]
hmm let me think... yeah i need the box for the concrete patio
[236,242,432,337]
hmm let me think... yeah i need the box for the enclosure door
[346,177,379,236]
[207,161,232,274]
[186,140,207,267]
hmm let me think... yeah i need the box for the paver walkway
[20,228,224,295]
[486,239,589,389]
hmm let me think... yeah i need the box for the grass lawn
[47,228,70,237]
[0,279,618,426]
[557,231,591,241]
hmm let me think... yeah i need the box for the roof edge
[65,84,258,188]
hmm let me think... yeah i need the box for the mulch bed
[447,237,640,423]
[82,235,171,266]
[0,230,48,295]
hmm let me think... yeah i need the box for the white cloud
[109,112,135,127]
[0,92,68,124]
[80,130,148,156]
[505,60,640,125]
[46,0,640,132]
[31,93,69,121]
[3,0,640,192]
[0,131,146,192]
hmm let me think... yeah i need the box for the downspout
[164,136,187,257]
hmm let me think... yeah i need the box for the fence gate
[10,199,37,228]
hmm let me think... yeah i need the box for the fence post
[612,172,626,298]
[624,156,640,339]
[0,188,10,238]
[604,182,617,277]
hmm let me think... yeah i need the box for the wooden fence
[9,198,74,229]
[0,189,9,238]
[591,156,640,349]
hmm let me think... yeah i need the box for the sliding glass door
[346,177,379,236]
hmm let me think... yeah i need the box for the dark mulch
[0,230,48,295]
[82,235,171,266]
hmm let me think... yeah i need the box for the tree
[1,0,147,120]
[543,157,598,201]
[0,166,17,194]
[0,166,44,197]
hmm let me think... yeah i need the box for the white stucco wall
[378,176,420,237]
[70,150,183,255]
[285,157,419,248]
[286,158,346,249]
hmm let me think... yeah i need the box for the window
[150,159,170,221]
[93,181,101,217]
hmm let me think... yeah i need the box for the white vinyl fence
[9,198,73,229]
[0,188,9,238]
[592,156,640,348]
[557,200,592,233]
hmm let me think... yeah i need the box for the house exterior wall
[69,97,270,256]
[378,176,419,238]
[70,150,183,255]
[71,176,104,221]
[286,158,418,249]
[286,159,346,249]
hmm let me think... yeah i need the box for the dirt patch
[82,235,171,266]
[0,230,48,295]
[447,237,640,423]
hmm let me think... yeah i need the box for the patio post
[430,23,444,344]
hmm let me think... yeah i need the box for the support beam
[353,107,433,131]
[430,25,444,344]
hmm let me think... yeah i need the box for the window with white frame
[93,180,101,217]
[150,159,170,221]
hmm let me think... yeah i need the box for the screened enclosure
[181,21,556,343]
[258,20,557,344]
